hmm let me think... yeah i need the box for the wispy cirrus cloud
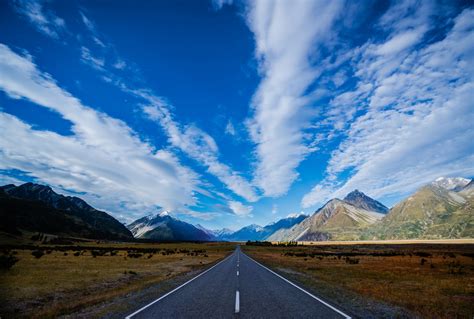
[11,0,66,39]
[80,46,105,71]
[73,11,259,206]
[244,0,344,197]
[0,43,201,222]
[142,103,259,203]
[302,5,474,208]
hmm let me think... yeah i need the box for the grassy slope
[365,187,474,240]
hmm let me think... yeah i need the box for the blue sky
[0,0,473,230]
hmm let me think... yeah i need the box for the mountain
[220,214,308,241]
[128,212,214,241]
[270,194,385,241]
[212,228,234,239]
[261,214,307,236]
[0,183,132,240]
[224,224,265,241]
[195,224,218,239]
[344,190,388,214]
[431,177,471,192]
[364,179,473,240]
[460,179,474,196]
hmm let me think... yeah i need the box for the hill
[0,183,132,240]
[364,179,474,239]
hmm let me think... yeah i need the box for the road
[126,246,350,319]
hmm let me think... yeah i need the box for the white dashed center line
[235,290,240,313]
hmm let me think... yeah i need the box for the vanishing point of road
[125,246,351,319]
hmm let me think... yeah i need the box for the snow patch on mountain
[432,177,471,191]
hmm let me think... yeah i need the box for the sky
[0,0,473,230]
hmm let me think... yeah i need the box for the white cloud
[302,7,474,208]
[225,120,236,136]
[79,11,96,33]
[245,0,344,197]
[80,46,105,70]
[212,0,233,10]
[11,0,66,39]
[71,13,258,204]
[228,200,253,217]
[113,59,127,70]
[142,104,259,202]
[0,43,201,221]
[375,28,426,56]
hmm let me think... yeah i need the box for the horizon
[1,0,473,230]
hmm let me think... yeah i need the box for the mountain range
[128,212,307,242]
[1,177,472,242]
[269,177,472,241]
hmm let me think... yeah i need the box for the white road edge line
[235,290,240,313]
[243,253,351,319]
[124,252,235,319]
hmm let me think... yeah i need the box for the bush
[0,255,19,269]
[345,257,360,264]
[32,250,45,259]
[91,250,107,257]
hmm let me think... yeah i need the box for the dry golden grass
[243,243,474,318]
[0,241,234,318]
[286,239,474,245]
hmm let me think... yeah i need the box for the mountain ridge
[0,182,132,240]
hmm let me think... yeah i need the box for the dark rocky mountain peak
[344,190,389,214]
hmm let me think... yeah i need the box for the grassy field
[243,242,474,318]
[0,237,234,318]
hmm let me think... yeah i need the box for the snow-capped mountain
[128,212,213,241]
[224,224,264,241]
[431,177,471,192]
[221,214,308,241]
[128,212,307,242]
[212,228,234,238]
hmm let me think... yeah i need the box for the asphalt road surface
[126,246,350,319]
